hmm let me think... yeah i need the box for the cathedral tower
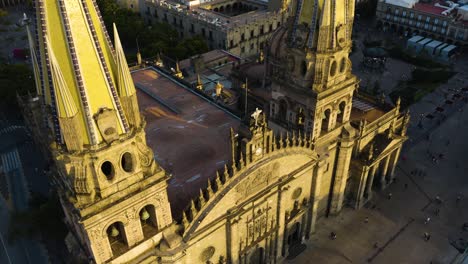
[268,0,357,139]
[267,0,358,215]
[27,1,172,262]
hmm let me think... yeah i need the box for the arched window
[321,109,331,133]
[107,222,128,256]
[330,61,337,77]
[140,205,158,238]
[337,101,346,124]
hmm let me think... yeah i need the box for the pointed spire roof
[46,39,78,118]
[113,23,136,97]
[34,0,132,145]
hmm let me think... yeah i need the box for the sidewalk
[288,61,468,263]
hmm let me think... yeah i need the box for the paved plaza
[288,84,468,263]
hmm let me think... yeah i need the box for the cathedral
[20,0,410,263]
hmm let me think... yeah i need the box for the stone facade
[142,0,287,57]
[21,0,410,263]
[376,1,468,45]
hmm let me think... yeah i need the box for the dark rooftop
[132,68,241,216]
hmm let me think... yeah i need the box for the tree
[0,63,35,111]
[96,0,209,61]
[8,192,67,242]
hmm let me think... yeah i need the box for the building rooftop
[146,0,280,31]
[413,1,446,15]
[132,68,242,216]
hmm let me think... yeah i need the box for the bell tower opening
[107,222,128,257]
[140,205,158,238]
[321,109,331,134]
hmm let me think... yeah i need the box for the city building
[142,0,288,57]
[376,0,468,46]
[0,0,26,7]
[115,0,141,10]
[21,0,409,263]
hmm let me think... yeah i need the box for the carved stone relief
[235,162,280,199]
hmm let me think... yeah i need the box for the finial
[182,211,189,227]
[215,171,223,189]
[239,152,245,169]
[285,132,291,148]
[190,199,198,218]
[368,143,374,161]
[396,97,401,109]
[155,52,163,67]
[199,189,206,207]
[196,74,203,91]
[173,60,183,79]
[207,179,214,196]
[215,81,223,97]
[292,131,297,147]
[224,164,230,178]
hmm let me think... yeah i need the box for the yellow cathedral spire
[113,23,141,128]
[31,0,143,150]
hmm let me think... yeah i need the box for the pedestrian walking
[387,193,393,200]
[424,232,431,241]
[434,208,440,216]
[364,217,369,223]
[330,232,337,240]
[435,196,442,204]
[456,195,462,204]
[424,217,431,224]
[404,183,408,189]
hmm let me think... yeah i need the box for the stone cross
[251,108,262,126]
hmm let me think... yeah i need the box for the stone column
[88,229,113,264]
[329,137,355,215]
[351,166,369,209]
[380,156,391,190]
[125,218,144,247]
[365,165,378,200]
[388,147,402,182]
[308,160,326,237]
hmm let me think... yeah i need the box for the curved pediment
[182,150,317,241]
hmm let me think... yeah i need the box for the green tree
[0,63,35,110]
[9,192,67,242]
[97,0,209,61]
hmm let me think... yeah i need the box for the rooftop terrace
[132,68,241,216]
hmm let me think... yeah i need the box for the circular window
[292,187,302,200]
[200,246,215,262]
[340,58,347,73]
[101,161,115,180]
[121,152,134,173]
[330,61,337,76]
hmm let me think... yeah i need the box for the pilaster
[365,165,378,200]
[388,147,402,182]
[379,156,391,190]
[329,137,354,215]
[307,160,326,237]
